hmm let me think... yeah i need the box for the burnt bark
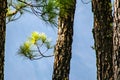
[52,0,76,80]
[92,0,114,80]
[113,0,120,80]
[0,0,7,80]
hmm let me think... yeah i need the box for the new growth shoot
[18,31,54,60]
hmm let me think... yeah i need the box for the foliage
[7,0,58,26]
[39,0,58,25]
[18,31,54,60]
[7,1,28,23]
[53,0,76,16]
[7,0,75,25]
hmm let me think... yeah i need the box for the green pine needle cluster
[7,1,27,23]
[19,41,34,59]
[7,0,75,25]
[36,0,58,26]
[18,31,53,60]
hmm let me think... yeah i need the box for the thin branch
[36,44,54,57]
[31,50,39,52]
[6,12,22,24]
[6,2,28,23]
[31,57,43,60]
[30,54,53,60]
[81,0,91,4]
[18,0,45,7]
[22,8,33,14]
[42,48,49,54]
[18,0,32,6]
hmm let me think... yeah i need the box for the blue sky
[5,0,96,80]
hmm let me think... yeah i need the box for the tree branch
[81,0,91,4]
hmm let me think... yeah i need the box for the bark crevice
[92,0,114,80]
[52,0,76,80]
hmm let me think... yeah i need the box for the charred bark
[92,0,114,80]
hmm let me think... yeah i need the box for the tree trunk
[0,0,7,80]
[92,0,114,80]
[52,0,76,80]
[113,0,120,80]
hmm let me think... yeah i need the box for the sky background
[5,0,97,80]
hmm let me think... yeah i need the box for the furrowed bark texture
[92,0,113,80]
[0,0,7,80]
[113,0,120,80]
[52,0,76,80]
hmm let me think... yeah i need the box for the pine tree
[16,0,77,79]
[92,0,114,80]
[113,0,120,80]
[52,0,76,80]
[0,0,7,80]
